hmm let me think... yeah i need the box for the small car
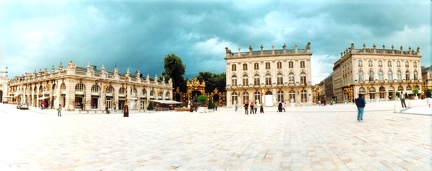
[17,103,29,110]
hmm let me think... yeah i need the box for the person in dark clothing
[105,106,110,114]
[244,102,249,115]
[277,101,282,112]
[355,94,366,122]
[400,91,407,108]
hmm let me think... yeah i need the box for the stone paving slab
[0,101,431,170]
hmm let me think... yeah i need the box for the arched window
[265,73,272,85]
[369,70,374,81]
[378,60,382,67]
[358,71,364,81]
[358,60,363,67]
[231,75,237,86]
[287,90,295,103]
[387,61,392,67]
[254,74,260,85]
[242,92,249,104]
[413,61,417,67]
[414,71,418,80]
[405,71,410,80]
[242,74,248,86]
[277,73,283,85]
[300,72,307,84]
[231,92,238,105]
[378,70,384,81]
[405,61,409,67]
[289,61,294,68]
[397,61,401,67]
[119,87,125,95]
[368,60,373,67]
[387,70,393,80]
[379,86,386,99]
[301,90,307,102]
[359,87,366,94]
[397,86,403,92]
[300,61,305,68]
[254,91,261,102]
[397,70,402,80]
[369,87,376,99]
[277,90,284,102]
[289,72,295,84]
[142,89,147,98]
[91,84,99,95]
[75,83,85,92]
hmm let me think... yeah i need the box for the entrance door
[106,100,112,109]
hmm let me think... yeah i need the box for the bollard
[394,105,400,113]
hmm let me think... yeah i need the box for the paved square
[0,101,431,170]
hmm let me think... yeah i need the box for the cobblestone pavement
[0,100,430,171]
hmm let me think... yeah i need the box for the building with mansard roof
[225,43,313,107]
[7,60,173,111]
[333,43,422,103]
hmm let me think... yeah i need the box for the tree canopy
[195,71,226,93]
[162,53,187,92]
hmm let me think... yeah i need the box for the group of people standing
[242,101,264,115]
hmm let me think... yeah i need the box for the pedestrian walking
[355,94,366,122]
[281,101,286,112]
[244,102,249,115]
[235,103,238,112]
[426,90,431,108]
[277,101,282,112]
[56,104,62,117]
[250,102,254,114]
[253,102,258,114]
[400,91,407,108]
[260,103,264,113]
[105,106,111,114]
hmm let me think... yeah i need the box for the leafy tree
[195,72,226,93]
[197,95,207,105]
[412,88,419,96]
[396,91,400,98]
[162,53,187,92]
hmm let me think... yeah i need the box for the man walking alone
[355,94,366,122]
[57,104,62,117]
[400,91,407,108]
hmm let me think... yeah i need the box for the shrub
[197,95,207,105]
[147,102,154,110]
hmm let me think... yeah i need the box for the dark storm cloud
[0,0,430,84]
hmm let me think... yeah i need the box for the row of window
[232,61,306,71]
[231,72,307,86]
[230,90,309,104]
[17,83,168,96]
[358,85,420,99]
[358,60,418,68]
[358,70,419,81]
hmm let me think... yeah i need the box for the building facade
[333,43,422,103]
[7,60,173,111]
[421,65,432,97]
[316,72,334,104]
[225,43,313,107]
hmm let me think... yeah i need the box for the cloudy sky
[0,0,430,84]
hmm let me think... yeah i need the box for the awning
[150,100,181,104]
[38,97,49,100]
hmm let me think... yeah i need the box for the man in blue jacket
[355,94,366,122]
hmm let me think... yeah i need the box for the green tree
[412,88,419,96]
[197,95,207,105]
[162,54,187,92]
[195,72,226,93]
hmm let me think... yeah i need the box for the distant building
[333,43,422,103]
[316,73,334,104]
[225,43,313,107]
[421,65,432,96]
[7,60,173,111]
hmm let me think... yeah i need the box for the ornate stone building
[421,65,432,97]
[7,60,173,111]
[225,43,313,107]
[333,43,422,103]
